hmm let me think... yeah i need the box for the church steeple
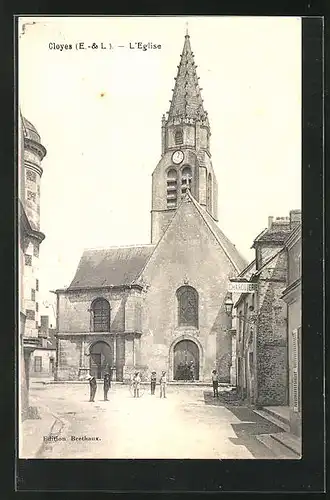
[166,32,209,128]
[151,30,218,244]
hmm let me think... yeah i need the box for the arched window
[176,286,198,328]
[166,168,177,208]
[92,298,110,332]
[207,173,212,213]
[175,128,183,145]
[181,166,192,195]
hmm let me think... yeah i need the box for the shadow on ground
[203,390,284,459]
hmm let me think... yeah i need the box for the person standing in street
[88,375,97,402]
[133,372,141,398]
[212,369,219,398]
[103,373,111,401]
[150,371,157,395]
[160,371,167,398]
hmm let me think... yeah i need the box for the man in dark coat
[88,375,97,402]
[103,373,111,401]
[150,371,157,395]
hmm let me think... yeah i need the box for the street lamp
[224,295,258,325]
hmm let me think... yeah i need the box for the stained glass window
[92,298,110,332]
[177,286,198,327]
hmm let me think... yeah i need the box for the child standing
[160,371,167,398]
[212,369,219,398]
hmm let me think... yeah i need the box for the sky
[18,16,302,325]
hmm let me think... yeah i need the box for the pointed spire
[167,29,209,126]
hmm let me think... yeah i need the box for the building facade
[55,32,248,383]
[281,218,301,436]
[233,211,301,407]
[19,112,47,419]
[30,316,57,379]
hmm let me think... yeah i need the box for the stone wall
[140,198,238,382]
[58,288,142,334]
[256,250,288,406]
[57,337,81,380]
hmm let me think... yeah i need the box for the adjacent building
[233,211,301,408]
[281,215,301,436]
[55,32,248,383]
[30,316,57,379]
[19,111,47,419]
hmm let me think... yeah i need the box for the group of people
[87,368,220,401]
[175,360,196,381]
[132,370,167,398]
[87,372,112,402]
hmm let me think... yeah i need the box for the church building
[55,32,247,383]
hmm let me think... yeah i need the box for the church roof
[167,33,209,126]
[183,191,248,273]
[68,245,155,289]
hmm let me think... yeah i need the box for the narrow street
[25,382,291,459]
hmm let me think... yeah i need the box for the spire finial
[185,21,189,37]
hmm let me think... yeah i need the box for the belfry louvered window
[92,298,110,332]
[167,168,178,208]
[175,128,183,145]
[181,166,192,194]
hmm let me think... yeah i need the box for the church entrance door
[173,339,199,381]
[89,341,113,379]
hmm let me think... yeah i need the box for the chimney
[268,216,274,229]
[290,209,302,229]
[271,216,290,231]
[39,315,49,338]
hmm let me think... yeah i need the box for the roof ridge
[254,248,284,275]
[83,243,155,252]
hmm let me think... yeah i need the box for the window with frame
[176,286,198,328]
[34,356,42,372]
[25,254,32,266]
[92,298,110,332]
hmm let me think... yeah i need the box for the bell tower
[151,29,218,244]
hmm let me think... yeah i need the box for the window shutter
[292,328,299,412]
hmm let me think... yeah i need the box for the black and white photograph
[18,15,303,461]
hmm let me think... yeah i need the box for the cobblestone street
[22,382,292,459]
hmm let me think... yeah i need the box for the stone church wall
[139,199,237,382]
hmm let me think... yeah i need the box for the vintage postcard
[18,15,302,460]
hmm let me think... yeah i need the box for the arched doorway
[173,339,199,381]
[89,341,113,379]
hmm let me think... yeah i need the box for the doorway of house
[89,341,113,379]
[173,339,199,381]
[49,357,55,375]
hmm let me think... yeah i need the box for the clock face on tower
[172,150,184,164]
